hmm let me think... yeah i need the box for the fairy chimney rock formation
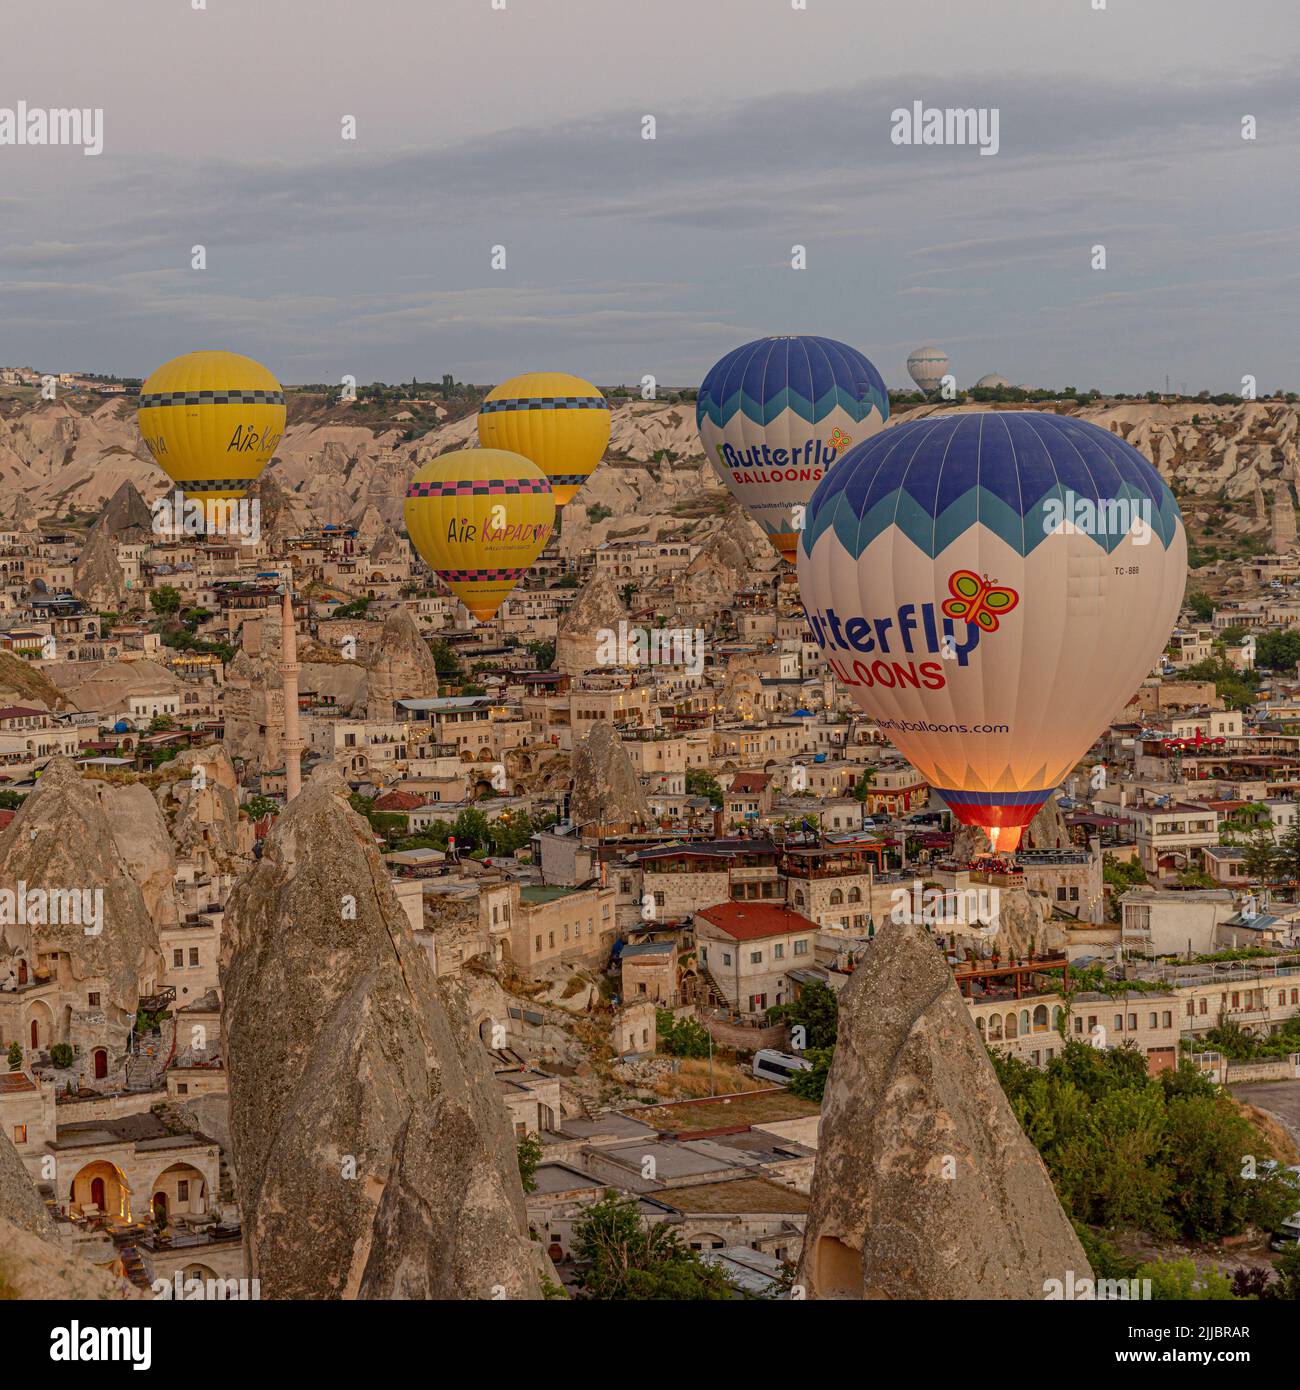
[569,720,652,833]
[220,765,540,1299]
[555,571,627,676]
[0,758,162,1026]
[71,522,128,610]
[363,605,438,720]
[796,919,1091,1299]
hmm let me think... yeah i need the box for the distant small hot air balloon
[404,448,555,622]
[138,350,285,501]
[477,372,610,507]
[797,412,1186,853]
[907,346,949,396]
[696,335,889,564]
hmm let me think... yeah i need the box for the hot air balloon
[907,345,949,396]
[696,335,888,564]
[138,350,285,501]
[477,372,610,507]
[797,412,1186,852]
[404,448,555,622]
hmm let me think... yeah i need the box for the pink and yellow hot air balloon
[797,413,1186,852]
[404,448,555,622]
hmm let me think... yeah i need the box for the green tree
[766,980,838,1050]
[1275,821,1300,887]
[150,585,182,616]
[428,639,462,681]
[525,639,555,671]
[451,807,491,851]
[1243,825,1279,884]
[655,1010,712,1058]
[243,795,280,821]
[8,1041,24,1070]
[786,1047,833,1102]
[570,1191,736,1300]
[686,769,723,808]
[49,1042,74,1069]
[1161,1092,1294,1241]
[1255,629,1300,672]
[517,1132,543,1194]
[1136,1258,1237,1300]
[1186,592,1215,622]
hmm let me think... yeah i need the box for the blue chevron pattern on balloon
[801,412,1184,560]
[696,335,889,431]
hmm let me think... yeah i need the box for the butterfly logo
[828,428,852,451]
[941,570,1020,632]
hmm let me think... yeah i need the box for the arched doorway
[152,1162,208,1218]
[25,999,54,1051]
[71,1160,130,1220]
[153,1192,168,1223]
[93,1049,108,1080]
[16,958,26,985]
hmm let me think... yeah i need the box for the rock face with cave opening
[795,919,1090,1299]
[220,765,540,1299]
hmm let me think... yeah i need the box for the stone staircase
[559,1083,594,1123]
[695,964,731,1011]
[125,1018,177,1092]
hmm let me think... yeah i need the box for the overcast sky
[1,0,1296,391]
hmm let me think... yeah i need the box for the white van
[752,1049,814,1086]
[1270,1211,1300,1253]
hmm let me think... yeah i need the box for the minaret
[281,585,303,802]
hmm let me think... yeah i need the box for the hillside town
[1,390,1299,1305]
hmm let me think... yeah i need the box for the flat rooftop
[659,1176,810,1215]
[627,1090,819,1134]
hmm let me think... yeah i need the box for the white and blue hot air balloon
[797,412,1186,852]
[907,345,950,396]
[697,335,888,562]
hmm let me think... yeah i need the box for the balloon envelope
[404,448,555,622]
[477,372,610,507]
[138,350,285,501]
[797,412,1186,851]
[907,346,949,395]
[697,336,888,564]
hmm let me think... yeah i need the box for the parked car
[752,1049,814,1086]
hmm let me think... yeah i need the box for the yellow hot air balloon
[138,350,285,501]
[404,448,555,622]
[477,371,610,507]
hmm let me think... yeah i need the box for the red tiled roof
[0,706,47,720]
[373,790,425,812]
[0,1072,36,1093]
[727,772,771,794]
[695,901,818,941]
